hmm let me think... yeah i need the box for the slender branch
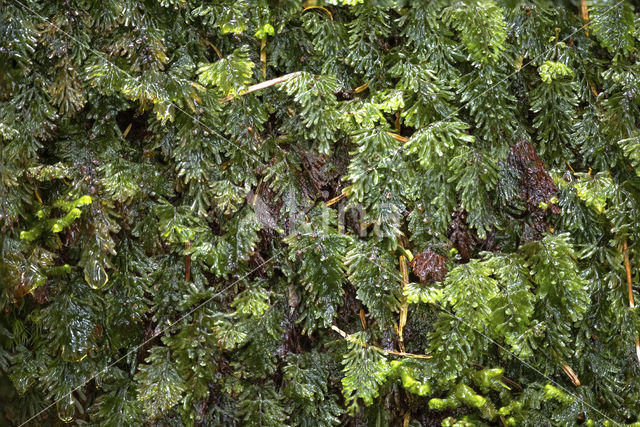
[359,309,367,330]
[332,325,523,392]
[302,5,333,21]
[561,363,581,387]
[397,252,409,353]
[325,190,348,207]
[354,82,368,93]
[388,132,408,143]
[580,0,589,36]
[221,72,301,103]
[122,122,133,138]
[259,39,267,80]
[623,239,640,367]
[202,39,223,59]
[402,411,411,427]
[184,240,191,283]
[623,240,635,308]
[330,325,432,359]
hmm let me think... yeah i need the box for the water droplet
[57,396,75,423]
[84,260,108,289]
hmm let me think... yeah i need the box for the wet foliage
[2,0,640,426]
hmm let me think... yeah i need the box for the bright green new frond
[198,46,254,97]
[442,260,499,328]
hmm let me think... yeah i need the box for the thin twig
[354,82,368,93]
[397,252,409,353]
[184,240,191,282]
[623,239,640,367]
[202,39,223,59]
[561,363,581,386]
[302,5,333,21]
[260,39,267,80]
[330,325,432,359]
[221,72,301,103]
[580,0,589,36]
[388,132,408,143]
[359,309,367,330]
[402,411,411,427]
[325,190,348,207]
[333,324,524,393]
[623,240,635,308]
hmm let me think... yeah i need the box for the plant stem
[623,239,640,367]
[221,72,301,103]
[330,325,432,359]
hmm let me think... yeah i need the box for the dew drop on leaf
[84,260,109,289]
[57,395,75,423]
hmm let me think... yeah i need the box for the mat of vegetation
[2,0,640,425]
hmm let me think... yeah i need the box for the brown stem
[202,39,223,59]
[330,325,431,359]
[359,308,367,330]
[184,240,191,282]
[623,239,640,367]
[580,0,589,36]
[325,190,348,207]
[302,5,333,21]
[561,363,581,386]
[398,254,409,352]
[221,72,301,103]
[402,412,411,427]
[354,82,368,93]
[388,132,408,143]
[122,122,132,138]
[260,39,267,80]
[623,240,635,308]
